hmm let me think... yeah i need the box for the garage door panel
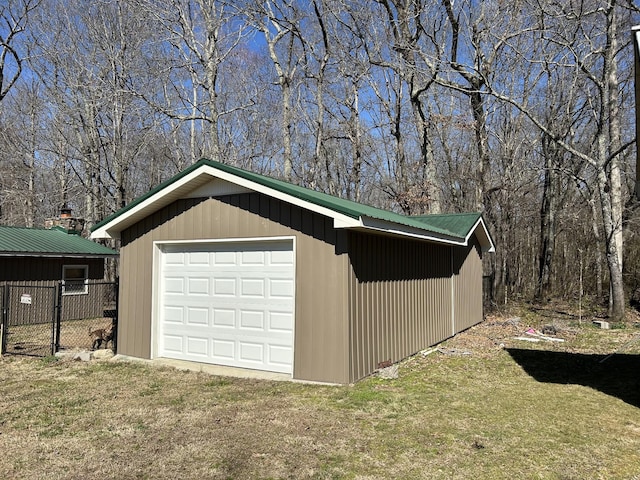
[163,306,184,324]
[212,339,235,359]
[213,308,235,327]
[188,277,210,295]
[239,309,264,330]
[269,345,292,366]
[269,311,293,331]
[187,251,210,266]
[241,250,265,265]
[240,278,265,297]
[213,277,236,296]
[164,277,185,294]
[159,241,294,374]
[213,251,236,265]
[185,306,209,325]
[163,334,183,353]
[239,341,264,363]
[164,251,185,265]
[270,279,294,299]
[186,336,209,356]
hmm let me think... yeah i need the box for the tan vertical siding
[453,237,484,332]
[347,232,454,382]
[118,194,350,384]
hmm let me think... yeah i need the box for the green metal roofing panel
[93,158,473,240]
[0,225,118,256]
[207,160,469,239]
[410,213,482,239]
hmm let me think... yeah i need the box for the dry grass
[2,304,640,479]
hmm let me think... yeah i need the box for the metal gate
[1,281,118,357]
[1,285,57,356]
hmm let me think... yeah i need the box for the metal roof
[92,158,495,252]
[0,225,118,257]
[410,213,482,237]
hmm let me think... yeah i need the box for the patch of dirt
[441,309,640,358]
[438,315,567,357]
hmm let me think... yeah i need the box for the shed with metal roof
[0,225,117,284]
[92,158,494,383]
[0,225,118,330]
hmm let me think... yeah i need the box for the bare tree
[481,0,634,319]
[136,0,249,164]
[239,0,307,181]
[29,0,160,224]
[440,0,496,212]
[373,0,443,213]
[0,0,39,104]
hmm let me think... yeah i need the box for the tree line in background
[1,0,639,319]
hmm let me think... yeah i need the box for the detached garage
[91,159,494,384]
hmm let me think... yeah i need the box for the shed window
[62,265,88,295]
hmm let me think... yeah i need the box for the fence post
[1,285,7,355]
[53,282,63,354]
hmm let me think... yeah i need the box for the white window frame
[62,265,89,295]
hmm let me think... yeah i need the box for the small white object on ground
[514,336,541,343]
[437,348,472,356]
[92,349,115,360]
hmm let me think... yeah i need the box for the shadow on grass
[506,348,640,408]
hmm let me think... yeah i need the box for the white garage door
[158,240,294,374]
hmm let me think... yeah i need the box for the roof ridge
[410,212,480,218]
[0,224,63,231]
[92,157,493,249]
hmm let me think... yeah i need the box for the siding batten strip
[451,247,455,337]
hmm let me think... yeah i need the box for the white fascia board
[90,164,360,240]
[465,217,496,253]
[358,216,469,247]
[90,167,212,240]
[358,215,496,252]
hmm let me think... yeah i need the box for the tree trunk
[409,89,440,213]
[282,77,293,181]
[536,136,559,301]
[260,11,295,182]
[202,0,222,162]
[469,89,490,212]
[589,196,603,299]
[349,80,362,202]
[602,4,625,320]
[597,162,625,321]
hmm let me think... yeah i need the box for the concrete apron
[113,354,301,383]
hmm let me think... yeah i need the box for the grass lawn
[1,305,640,479]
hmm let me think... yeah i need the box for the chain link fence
[1,281,118,357]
